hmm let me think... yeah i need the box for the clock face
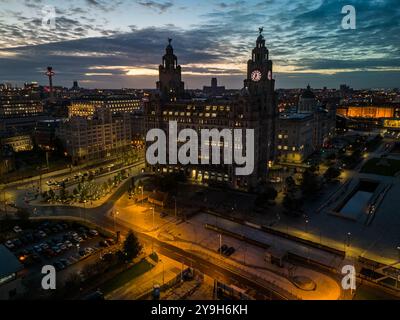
[251,70,262,82]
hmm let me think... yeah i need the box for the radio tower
[45,66,55,102]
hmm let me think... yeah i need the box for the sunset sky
[0,0,399,89]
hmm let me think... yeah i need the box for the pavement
[106,253,183,300]
[113,199,342,300]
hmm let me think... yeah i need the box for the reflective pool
[340,191,373,219]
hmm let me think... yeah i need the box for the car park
[52,246,62,255]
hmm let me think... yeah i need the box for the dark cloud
[136,0,174,13]
[0,0,399,89]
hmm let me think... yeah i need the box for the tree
[285,176,296,192]
[324,167,341,182]
[255,186,278,207]
[16,208,30,222]
[48,189,55,201]
[282,194,302,215]
[123,230,142,261]
[300,169,319,197]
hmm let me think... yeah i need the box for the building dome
[301,84,315,99]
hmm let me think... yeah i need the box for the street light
[347,232,351,247]
[151,207,155,230]
[113,210,119,233]
[160,259,165,286]
[218,234,222,258]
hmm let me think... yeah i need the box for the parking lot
[2,220,116,274]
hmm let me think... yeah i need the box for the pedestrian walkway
[105,253,182,300]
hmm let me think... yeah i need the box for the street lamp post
[160,259,165,286]
[397,246,400,289]
[347,232,351,247]
[113,210,119,233]
[152,207,155,230]
[218,234,222,258]
[174,197,177,220]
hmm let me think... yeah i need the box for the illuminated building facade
[68,95,142,118]
[145,30,278,190]
[57,108,132,164]
[337,106,396,118]
[0,88,43,118]
[0,135,33,152]
[276,85,336,164]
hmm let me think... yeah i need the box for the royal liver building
[145,29,278,191]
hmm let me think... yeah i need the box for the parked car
[89,229,99,237]
[59,258,70,267]
[218,244,228,254]
[13,226,23,233]
[105,239,115,246]
[224,247,235,256]
[33,245,43,254]
[57,243,67,251]
[32,253,42,263]
[65,240,73,248]
[84,247,94,255]
[99,240,109,247]
[53,261,65,271]
[5,240,15,250]
[13,239,22,248]
[40,243,49,250]
[38,230,47,238]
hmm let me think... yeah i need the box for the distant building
[0,146,15,175]
[203,78,225,97]
[34,119,62,150]
[0,134,33,152]
[57,108,132,164]
[276,85,336,164]
[298,84,317,113]
[72,80,79,90]
[68,94,142,117]
[0,87,43,118]
[277,113,315,163]
[0,245,25,300]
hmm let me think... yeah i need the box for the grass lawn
[100,258,155,294]
[360,158,400,176]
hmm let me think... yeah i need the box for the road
[26,181,297,299]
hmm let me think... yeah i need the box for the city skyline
[0,0,399,89]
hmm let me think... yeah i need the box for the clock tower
[244,27,274,95]
[240,28,278,187]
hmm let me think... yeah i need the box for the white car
[5,240,15,250]
[89,229,99,236]
[13,226,22,233]
[84,247,94,255]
